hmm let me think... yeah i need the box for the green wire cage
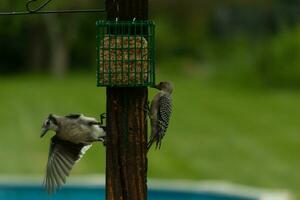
[96,20,155,87]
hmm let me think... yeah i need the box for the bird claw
[136,101,150,122]
[99,113,107,126]
[142,101,150,113]
[146,100,150,113]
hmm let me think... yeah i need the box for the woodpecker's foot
[146,100,150,113]
[145,101,151,121]
[137,101,150,118]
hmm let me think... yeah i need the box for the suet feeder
[96,20,155,87]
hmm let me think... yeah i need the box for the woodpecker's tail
[147,135,162,151]
[147,136,155,151]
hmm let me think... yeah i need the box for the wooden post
[105,1,148,200]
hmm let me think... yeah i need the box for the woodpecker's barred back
[158,94,172,137]
[148,81,173,150]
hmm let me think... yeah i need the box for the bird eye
[46,121,50,126]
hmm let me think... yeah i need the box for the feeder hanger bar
[0,0,106,16]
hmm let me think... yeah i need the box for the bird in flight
[40,113,106,194]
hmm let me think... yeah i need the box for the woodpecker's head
[41,114,59,138]
[155,81,174,94]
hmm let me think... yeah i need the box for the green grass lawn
[0,73,299,198]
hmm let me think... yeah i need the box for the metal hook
[26,0,53,13]
[0,0,106,16]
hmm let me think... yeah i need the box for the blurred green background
[0,0,299,198]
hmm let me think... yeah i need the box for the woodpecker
[40,114,106,194]
[148,81,173,150]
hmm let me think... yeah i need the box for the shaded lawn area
[0,73,299,198]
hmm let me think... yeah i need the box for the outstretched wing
[44,136,90,194]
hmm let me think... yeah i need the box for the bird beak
[153,84,160,89]
[40,128,48,138]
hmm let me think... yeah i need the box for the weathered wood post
[105,0,148,200]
